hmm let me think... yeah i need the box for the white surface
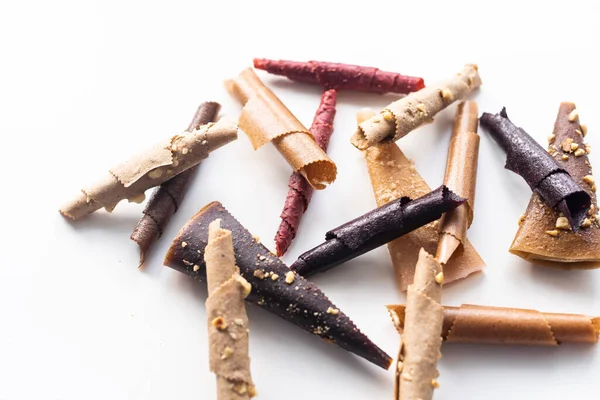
[1,1,599,399]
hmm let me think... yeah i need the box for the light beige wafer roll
[351,64,482,150]
[437,101,480,263]
[359,109,484,291]
[395,249,444,400]
[59,119,238,220]
[205,219,256,400]
[225,68,337,190]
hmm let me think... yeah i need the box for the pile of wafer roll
[59,58,600,400]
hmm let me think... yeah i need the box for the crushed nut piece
[397,361,404,371]
[432,379,440,388]
[233,383,247,395]
[562,155,569,161]
[382,110,395,122]
[583,175,595,185]
[221,347,233,359]
[561,138,574,152]
[435,272,444,284]
[556,216,571,230]
[568,109,579,122]
[236,276,252,297]
[580,124,588,137]
[229,332,238,340]
[581,218,593,228]
[212,316,228,330]
[248,386,257,398]
[546,230,560,237]
[402,372,413,381]
[234,318,244,326]
[416,103,427,113]
[253,270,265,279]
[547,134,556,143]
[326,307,339,315]
[575,129,583,136]
[518,214,526,225]
[181,241,187,248]
[271,273,279,281]
[285,271,295,285]
[440,88,453,101]
[585,145,591,154]
[193,265,200,272]
[148,168,164,179]
[574,148,586,157]
[258,255,266,261]
[181,147,189,155]
[571,142,579,151]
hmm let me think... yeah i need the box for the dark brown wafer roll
[164,202,392,370]
[388,304,600,345]
[131,102,220,266]
[480,107,591,230]
[289,186,465,277]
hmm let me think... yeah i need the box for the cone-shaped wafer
[131,101,221,266]
[205,220,256,399]
[395,249,444,400]
[510,102,600,268]
[164,202,392,369]
[362,107,484,291]
[437,101,480,263]
[60,119,238,220]
[480,107,591,230]
[253,58,425,94]
[290,186,465,277]
[225,68,336,190]
[351,64,482,150]
[388,304,600,345]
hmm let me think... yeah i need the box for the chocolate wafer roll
[131,102,220,266]
[290,186,465,277]
[510,102,600,268]
[480,107,591,230]
[164,202,392,370]
[388,304,600,345]
[205,220,256,399]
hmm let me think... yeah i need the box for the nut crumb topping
[575,129,583,136]
[234,318,244,326]
[440,88,453,101]
[561,138,574,152]
[416,103,427,113]
[253,270,265,279]
[193,265,200,272]
[574,148,586,157]
[435,272,444,284]
[571,142,579,151]
[556,217,571,230]
[229,332,237,340]
[212,316,228,330]
[248,386,257,398]
[518,214,526,225]
[236,276,252,297]
[547,134,556,143]
[397,361,404,371]
[326,307,339,315]
[148,168,164,179]
[568,109,579,122]
[583,175,595,185]
[181,147,189,155]
[285,271,295,285]
[432,379,440,388]
[581,218,593,229]
[382,110,395,122]
[546,230,560,237]
[402,373,413,381]
[258,255,266,261]
[562,155,569,161]
[181,241,187,248]
[585,145,592,154]
[271,273,279,281]
[580,124,588,137]
[221,347,233,359]
[233,383,247,395]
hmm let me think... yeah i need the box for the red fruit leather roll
[254,58,425,94]
[275,89,337,256]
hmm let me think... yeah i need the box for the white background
[1,1,599,399]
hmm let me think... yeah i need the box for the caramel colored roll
[437,101,480,263]
[226,68,337,190]
[388,304,600,345]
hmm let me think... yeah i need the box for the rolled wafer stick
[290,186,466,277]
[274,89,337,256]
[253,58,425,94]
[351,64,482,150]
[164,202,392,369]
[225,68,337,190]
[131,102,220,266]
[480,107,591,230]
[205,220,256,399]
[395,249,444,400]
[388,304,600,345]
[361,108,484,291]
[437,101,480,263]
[59,119,238,220]
[510,102,600,268]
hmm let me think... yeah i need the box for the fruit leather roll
[131,101,221,266]
[60,119,238,220]
[290,186,465,277]
[164,202,392,370]
[510,102,600,268]
[253,58,425,94]
[226,68,337,190]
[480,107,591,229]
[388,304,600,345]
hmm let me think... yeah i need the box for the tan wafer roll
[395,249,444,400]
[437,101,480,263]
[351,65,482,149]
[59,119,238,220]
[205,220,256,399]
[360,109,485,291]
[510,102,600,268]
[226,68,337,190]
[388,304,600,345]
